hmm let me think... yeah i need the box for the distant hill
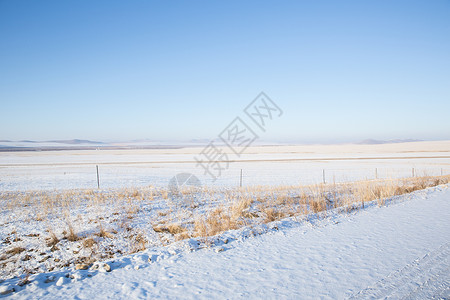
[358,139,422,145]
[47,139,105,145]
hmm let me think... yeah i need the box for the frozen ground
[0,141,449,191]
[0,141,449,298]
[1,183,449,299]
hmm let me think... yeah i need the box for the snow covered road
[7,186,450,299]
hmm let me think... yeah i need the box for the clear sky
[1,0,449,143]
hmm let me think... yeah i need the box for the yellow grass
[0,174,449,263]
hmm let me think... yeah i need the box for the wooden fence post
[96,165,100,189]
[239,169,243,188]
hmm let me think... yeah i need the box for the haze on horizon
[1,1,449,143]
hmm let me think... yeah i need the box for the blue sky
[1,0,449,143]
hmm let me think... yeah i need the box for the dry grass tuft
[6,247,26,256]
[310,198,327,213]
[130,233,147,253]
[96,223,115,239]
[65,223,79,242]
[167,223,187,235]
[153,223,188,236]
[82,237,97,249]
[194,207,240,238]
[46,228,59,247]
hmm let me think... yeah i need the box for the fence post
[239,169,243,188]
[375,168,378,179]
[412,167,415,178]
[441,168,443,176]
[322,169,326,184]
[96,165,100,189]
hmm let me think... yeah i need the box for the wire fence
[0,161,448,192]
[210,166,449,187]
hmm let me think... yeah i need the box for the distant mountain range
[0,139,104,144]
[358,139,423,145]
[0,138,431,152]
[47,139,105,145]
[0,139,194,151]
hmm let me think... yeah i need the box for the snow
[1,142,449,298]
[351,242,450,299]
[54,277,64,287]
[0,142,449,191]
[2,184,449,299]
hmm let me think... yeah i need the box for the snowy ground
[1,183,449,299]
[0,142,449,298]
[1,141,449,191]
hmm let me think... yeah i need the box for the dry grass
[194,206,241,238]
[310,198,328,213]
[153,223,186,235]
[6,247,26,256]
[130,233,147,254]
[152,222,191,241]
[82,237,97,249]
[64,221,79,242]
[96,223,115,239]
[0,173,448,273]
[167,223,187,235]
[263,207,285,223]
[17,270,31,287]
[191,174,450,238]
[46,228,59,247]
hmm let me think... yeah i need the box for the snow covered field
[0,141,449,191]
[0,141,449,298]
[1,182,449,299]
